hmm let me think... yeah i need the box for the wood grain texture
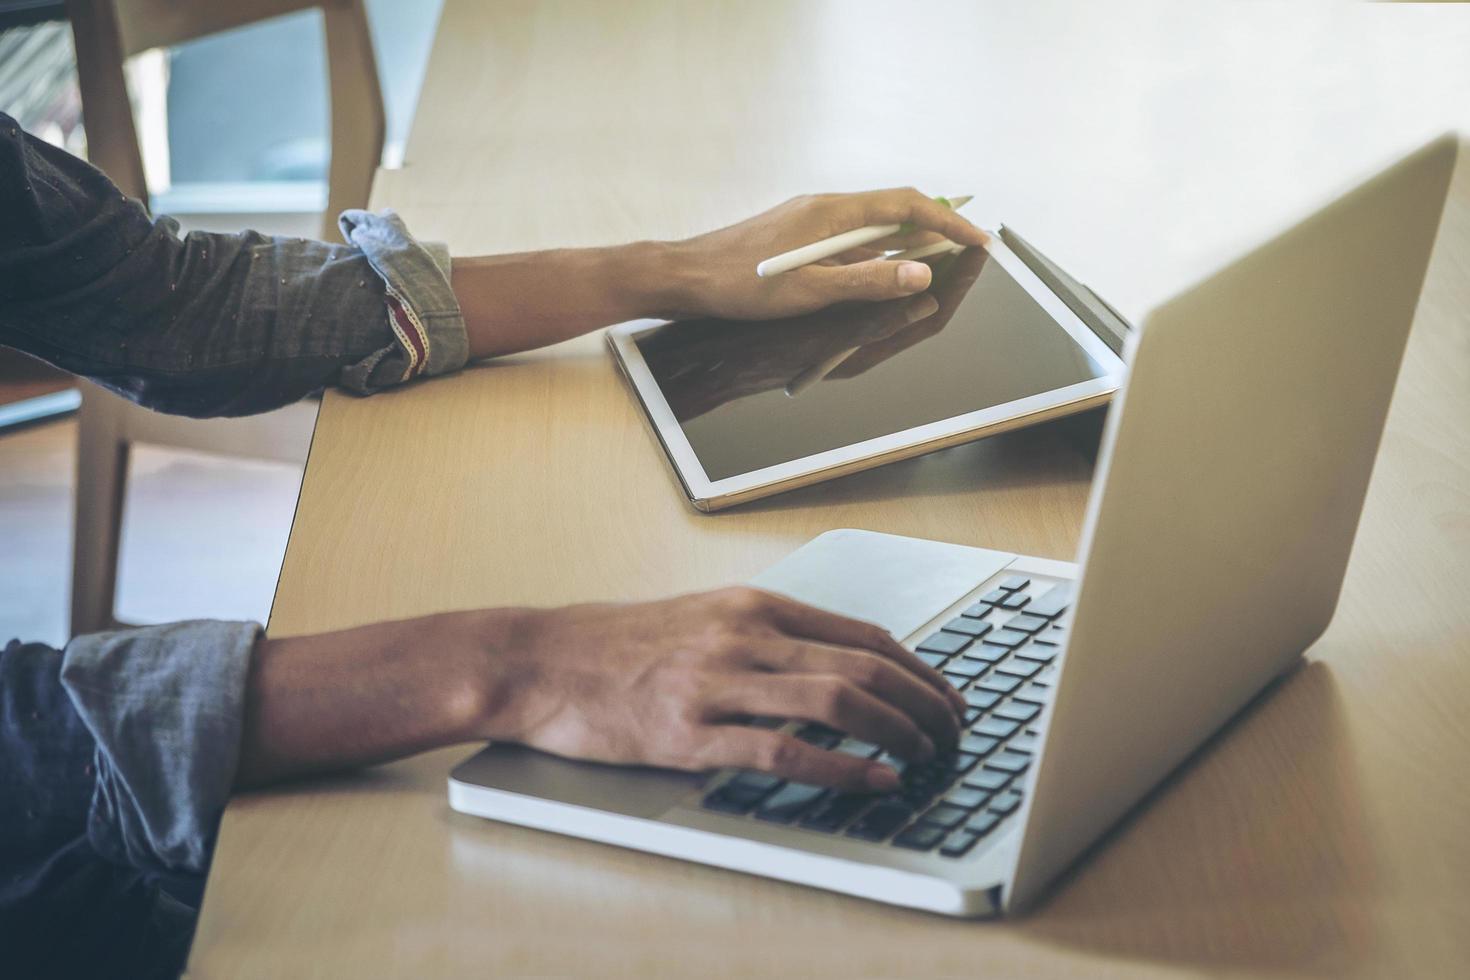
[189,3,1470,976]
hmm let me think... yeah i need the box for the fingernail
[897,261,931,292]
[866,765,901,792]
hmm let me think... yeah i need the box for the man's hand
[453,186,985,359]
[237,588,966,794]
[479,587,967,792]
[664,187,987,321]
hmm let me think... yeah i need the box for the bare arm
[451,188,986,358]
[235,589,967,794]
[234,610,505,787]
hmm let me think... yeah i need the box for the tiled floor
[0,419,302,648]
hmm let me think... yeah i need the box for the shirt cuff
[336,209,469,392]
[60,620,260,875]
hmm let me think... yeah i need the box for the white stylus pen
[755,195,972,277]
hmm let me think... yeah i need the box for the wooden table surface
[188,3,1470,976]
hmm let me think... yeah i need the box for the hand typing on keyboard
[700,578,1068,856]
[476,587,965,792]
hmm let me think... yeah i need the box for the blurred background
[0,0,444,646]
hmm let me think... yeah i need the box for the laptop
[450,135,1458,916]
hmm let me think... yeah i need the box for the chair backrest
[64,0,385,239]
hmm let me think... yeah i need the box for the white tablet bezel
[606,234,1125,511]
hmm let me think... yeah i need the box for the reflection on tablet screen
[635,247,1106,482]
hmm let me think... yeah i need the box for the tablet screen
[634,247,1108,482]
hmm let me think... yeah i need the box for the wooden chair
[64,0,385,635]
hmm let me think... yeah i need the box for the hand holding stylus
[658,188,987,323]
[756,194,973,277]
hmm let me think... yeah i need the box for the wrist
[614,239,703,321]
[445,605,546,743]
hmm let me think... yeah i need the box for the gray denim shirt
[0,110,468,937]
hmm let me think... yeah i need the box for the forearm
[452,241,688,359]
[234,609,527,788]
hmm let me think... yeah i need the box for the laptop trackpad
[749,528,1016,639]
[451,745,704,818]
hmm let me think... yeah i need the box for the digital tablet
[606,234,1124,511]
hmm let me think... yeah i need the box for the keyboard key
[917,631,971,656]
[943,673,969,690]
[974,716,1021,739]
[964,688,1002,711]
[1026,587,1072,619]
[996,592,1030,610]
[1030,635,1060,648]
[963,769,1012,792]
[996,659,1043,679]
[959,734,999,756]
[943,658,986,679]
[846,801,914,841]
[939,829,982,857]
[999,575,1031,592]
[836,739,882,759]
[1007,732,1040,755]
[800,793,872,832]
[977,674,1023,695]
[941,616,992,638]
[897,783,946,810]
[728,772,784,794]
[963,706,983,725]
[1002,614,1050,634]
[976,588,1010,606]
[892,823,947,852]
[994,701,1041,723]
[944,786,990,810]
[796,724,842,749]
[961,602,993,619]
[964,643,1010,664]
[899,782,942,809]
[917,650,950,669]
[966,812,1002,836]
[945,751,981,775]
[702,782,771,815]
[919,803,970,830]
[989,790,1024,815]
[1013,685,1048,705]
[984,752,1031,775]
[754,782,827,823]
[1015,645,1058,663]
[985,629,1031,649]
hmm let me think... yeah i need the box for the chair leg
[70,384,129,638]
[65,0,150,201]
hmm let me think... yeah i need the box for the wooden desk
[189,3,1470,976]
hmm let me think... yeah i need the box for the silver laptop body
[450,136,1457,916]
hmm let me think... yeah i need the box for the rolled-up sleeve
[59,621,259,874]
[0,112,468,418]
[337,209,468,392]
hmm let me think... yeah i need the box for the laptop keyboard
[700,577,1070,858]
